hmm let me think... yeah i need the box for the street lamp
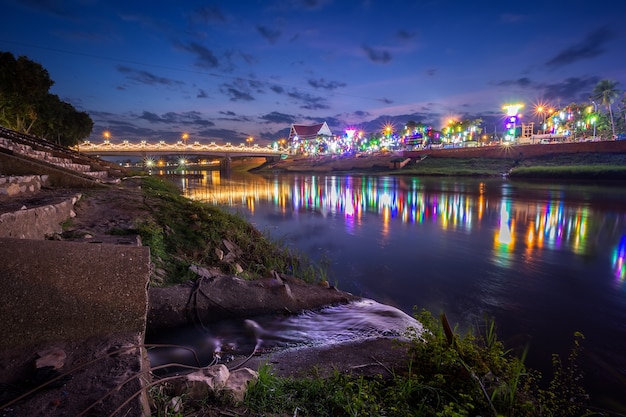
[103,130,111,142]
[535,106,545,133]
[246,136,253,147]
[182,133,189,145]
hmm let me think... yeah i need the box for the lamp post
[246,136,253,147]
[182,133,189,146]
[536,106,545,134]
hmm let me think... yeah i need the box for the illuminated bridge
[76,140,288,158]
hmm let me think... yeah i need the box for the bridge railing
[76,140,289,154]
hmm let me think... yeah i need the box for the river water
[155,170,626,411]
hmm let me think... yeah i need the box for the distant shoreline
[250,141,626,180]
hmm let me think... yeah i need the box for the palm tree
[591,79,621,139]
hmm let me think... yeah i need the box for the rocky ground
[1,176,415,416]
[63,177,415,377]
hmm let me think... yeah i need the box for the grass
[136,176,324,286]
[147,311,597,417]
[394,157,516,177]
[374,152,626,180]
[509,165,626,180]
[243,311,595,417]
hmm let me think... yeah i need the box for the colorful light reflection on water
[184,174,600,258]
[613,235,626,281]
[181,172,626,411]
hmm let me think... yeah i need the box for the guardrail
[76,140,289,155]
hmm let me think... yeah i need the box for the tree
[615,96,626,137]
[0,51,53,133]
[0,51,93,145]
[31,94,93,146]
[591,79,622,139]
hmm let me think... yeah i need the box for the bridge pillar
[220,156,231,176]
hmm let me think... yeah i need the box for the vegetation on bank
[151,311,595,416]
[135,176,322,287]
[133,176,604,417]
[368,152,626,180]
[242,312,592,417]
[391,156,515,177]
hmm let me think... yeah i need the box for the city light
[503,103,524,141]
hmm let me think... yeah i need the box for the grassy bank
[391,156,515,176]
[240,313,591,417]
[135,176,603,417]
[136,176,322,286]
[390,152,626,180]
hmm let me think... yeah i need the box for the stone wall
[0,150,106,188]
[0,174,49,197]
[0,194,82,239]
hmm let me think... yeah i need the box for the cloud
[18,0,80,18]
[197,127,248,142]
[221,87,255,101]
[352,110,371,118]
[175,41,220,68]
[219,78,265,101]
[137,111,215,127]
[197,89,209,98]
[287,89,329,110]
[546,26,615,68]
[217,110,253,122]
[257,26,281,44]
[396,30,416,41]
[270,85,285,94]
[260,111,296,124]
[274,0,333,10]
[362,45,392,63]
[116,66,184,87]
[192,5,226,24]
[378,98,393,104]
[308,78,347,90]
[494,77,532,88]
[541,76,600,103]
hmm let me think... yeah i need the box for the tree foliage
[0,51,93,146]
[591,79,622,139]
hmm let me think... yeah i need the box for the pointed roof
[288,122,333,141]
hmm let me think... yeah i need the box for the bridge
[76,139,289,172]
[76,139,288,157]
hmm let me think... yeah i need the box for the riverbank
[101,177,604,416]
[1,173,608,416]
[253,141,626,180]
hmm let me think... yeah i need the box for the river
[163,169,626,411]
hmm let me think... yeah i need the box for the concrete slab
[0,238,151,416]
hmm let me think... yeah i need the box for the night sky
[2,0,625,145]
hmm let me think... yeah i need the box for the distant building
[288,122,333,155]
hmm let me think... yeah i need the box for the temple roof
[288,122,333,141]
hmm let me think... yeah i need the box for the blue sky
[1,0,625,145]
